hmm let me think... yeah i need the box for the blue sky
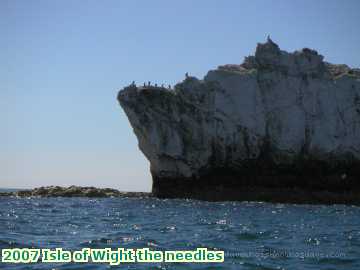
[1,0,359,191]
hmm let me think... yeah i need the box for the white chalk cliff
[118,38,360,200]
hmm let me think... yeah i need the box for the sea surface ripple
[1,196,360,269]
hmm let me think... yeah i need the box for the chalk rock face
[118,39,360,200]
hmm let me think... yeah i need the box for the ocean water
[0,196,360,270]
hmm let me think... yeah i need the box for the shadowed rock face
[118,39,360,203]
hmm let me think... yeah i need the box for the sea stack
[118,39,360,203]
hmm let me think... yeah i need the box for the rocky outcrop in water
[0,186,150,198]
[118,38,360,203]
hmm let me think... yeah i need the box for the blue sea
[1,193,360,269]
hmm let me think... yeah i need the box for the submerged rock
[118,38,360,204]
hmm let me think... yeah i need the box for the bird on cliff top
[266,35,277,46]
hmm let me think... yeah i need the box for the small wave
[239,261,282,270]
[236,231,269,241]
[318,257,357,265]
[0,239,34,249]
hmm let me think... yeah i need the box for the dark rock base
[152,162,360,205]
